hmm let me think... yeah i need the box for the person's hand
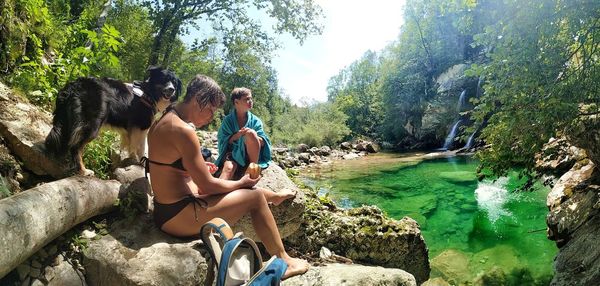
[205,162,218,174]
[240,173,260,188]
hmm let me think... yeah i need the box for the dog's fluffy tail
[45,122,66,156]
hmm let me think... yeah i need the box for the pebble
[82,229,97,239]
[31,278,44,286]
[20,277,30,286]
[44,266,55,281]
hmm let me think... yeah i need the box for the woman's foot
[282,257,310,280]
[271,188,296,206]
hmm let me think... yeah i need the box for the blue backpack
[200,218,288,286]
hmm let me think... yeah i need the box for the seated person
[145,75,307,279]
[215,87,271,180]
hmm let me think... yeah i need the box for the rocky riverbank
[0,81,428,285]
[536,106,600,285]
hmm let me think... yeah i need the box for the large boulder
[84,214,418,286]
[0,81,68,178]
[235,164,305,241]
[544,150,600,285]
[282,263,416,286]
[535,137,587,177]
[83,215,210,286]
[286,201,430,284]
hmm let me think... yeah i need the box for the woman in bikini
[145,74,309,279]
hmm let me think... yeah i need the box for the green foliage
[271,101,351,147]
[469,0,600,176]
[3,0,123,108]
[328,50,385,138]
[82,130,118,180]
[0,175,11,198]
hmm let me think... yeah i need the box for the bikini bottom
[153,195,208,229]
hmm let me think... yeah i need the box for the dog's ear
[146,66,163,81]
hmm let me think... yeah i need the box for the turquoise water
[301,153,556,284]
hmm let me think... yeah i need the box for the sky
[272,0,407,105]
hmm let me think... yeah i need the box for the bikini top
[141,157,186,179]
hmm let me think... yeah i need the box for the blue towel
[215,109,272,169]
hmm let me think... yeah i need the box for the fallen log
[0,176,121,278]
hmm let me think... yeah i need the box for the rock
[422,277,451,286]
[319,146,331,156]
[85,217,417,286]
[0,82,69,178]
[546,161,597,210]
[112,165,152,213]
[234,164,305,241]
[298,153,311,163]
[366,142,379,153]
[47,256,86,286]
[430,249,471,284]
[81,230,97,239]
[319,247,333,259]
[342,153,359,160]
[287,204,430,284]
[567,104,600,166]
[547,185,600,247]
[83,215,209,286]
[551,208,600,285]
[282,263,417,286]
[340,142,352,150]
[297,143,309,153]
[535,137,587,176]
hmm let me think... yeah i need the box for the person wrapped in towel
[215,87,272,180]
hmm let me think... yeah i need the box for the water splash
[475,177,512,223]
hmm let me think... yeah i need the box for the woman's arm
[177,126,258,194]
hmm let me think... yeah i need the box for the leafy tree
[469,0,600,176]
[327,50,384,138]
[141,0,323,67]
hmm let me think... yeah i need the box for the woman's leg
[244,132,261,164]
[162,189,308,278]
[257,187,296,206]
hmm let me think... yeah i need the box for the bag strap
[200,218,235,269]
[218,237,263,286]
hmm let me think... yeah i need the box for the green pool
[300,152,556,284]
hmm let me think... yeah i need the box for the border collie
[45,67,182,176]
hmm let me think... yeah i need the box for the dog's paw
[82,169,95,177]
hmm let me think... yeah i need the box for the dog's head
[143,66,182,111]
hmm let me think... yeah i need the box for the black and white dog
[45,67,182,175]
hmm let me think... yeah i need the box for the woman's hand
[239,173,260,188]
[205,162,218,174]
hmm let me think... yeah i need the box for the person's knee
[244,132,260,145]
[222,160,236,174]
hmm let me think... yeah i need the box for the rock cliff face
[538,125,600,285]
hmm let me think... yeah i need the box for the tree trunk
[0,176,121,278]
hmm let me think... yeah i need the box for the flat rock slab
[283,263,416,286]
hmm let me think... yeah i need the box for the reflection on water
[300,153,556,284]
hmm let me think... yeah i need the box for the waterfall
[443,119,462,150]
[465,131,476,149]
[458,90,467,111]
[476,76,484,98]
